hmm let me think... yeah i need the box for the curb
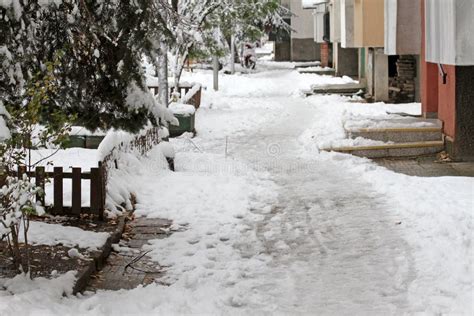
[72,215,128,294]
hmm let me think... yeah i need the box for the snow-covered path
[1,66,471,315]
[186,91,416,314]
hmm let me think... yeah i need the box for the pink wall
[420,0,439,116]
[437,65,457,139]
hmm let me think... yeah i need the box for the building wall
[454,66,474,159]
[291,0,316,39]
[291,39,321,61]
[420,0,438,117]
[341,0,356,48]
[437,65,457,139]
[384,0,397,54]
[334,43,359,77]
[396,0,421,54]
[385,0,421,55]
[314,5,326,43]
[425,0,474,65]
[354,0,385,48]
[329,0,341,42]
[274,42,292,61]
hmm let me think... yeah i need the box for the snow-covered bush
[0,54,70,275]
[0,175,45,272]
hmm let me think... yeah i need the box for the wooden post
[36,166,45,206]
[99,164,105,220]
[90,167,104,219]
[18,165,27,179]
[72,168,82,215]
[53,167,63,215]
[194,88,202,109]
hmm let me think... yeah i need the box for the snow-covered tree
[151,0,289,89]
[0,0,174,133]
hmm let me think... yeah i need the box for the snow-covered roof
[302,0,328,9]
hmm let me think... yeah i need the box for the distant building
[384,0,422,104]
[421,0,474,159]
[274,0,320,62]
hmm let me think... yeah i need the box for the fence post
[53,167,63,215]
[36,166,45,206]
[99,164,106,220]
[90,167,104,220]
[72,168,82,215]
[18,165,27,179]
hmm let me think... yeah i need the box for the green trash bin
[169,103,196,137]
[169,113,196,137]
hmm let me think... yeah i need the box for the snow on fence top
[98,125,169,162]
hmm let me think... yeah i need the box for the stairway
[297,67,336,76]
[310,82,366,96]
[328,118,445,158]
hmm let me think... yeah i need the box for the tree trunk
[230,34,236,74]
[157,44,169,107]
[9,225,22,271]
[213,55,219,91]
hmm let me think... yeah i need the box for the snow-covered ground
[0,65,472,315]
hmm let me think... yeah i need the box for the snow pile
[169,102,196,117]
[298,95,423,150]
[316,151,474,313]
[0,271,77,313]
[20,221,110,251]
[97,125,170,161]
[30,148,99,171]
[104,146,171,217]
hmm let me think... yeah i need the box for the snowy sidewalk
[0,66,471,315]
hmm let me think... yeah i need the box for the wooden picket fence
[1,165,106,220]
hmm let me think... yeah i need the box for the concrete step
[328,141,445,158]
[297,68,336,76]
[348,127,443,143]
[345,118,443,142]
[311,83,366,95]
[294,61,321,68]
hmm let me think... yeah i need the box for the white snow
[1,64,472,315]
[168,102,196,117]
[70,126,107,137]
[0,101,11,141]
[298,95,424,150]
[20,221,110,251]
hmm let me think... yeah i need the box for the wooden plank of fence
[99,164,105,220]
[194,88,202,108]
[53,167,63,214]
[90,167,101,218]
[72,167,82,215]
[36,166,45,206]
